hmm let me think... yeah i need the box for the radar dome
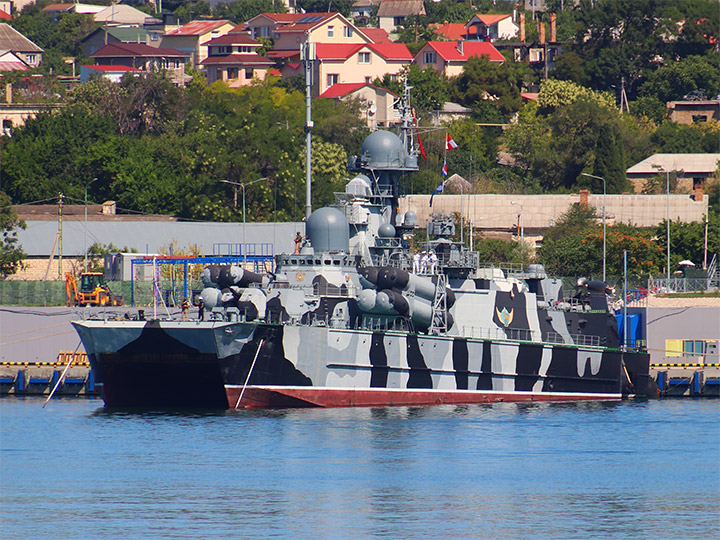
[306,207,349,253]
[378,223,396,238]
[360,130,405,169]
[403,211,417,227]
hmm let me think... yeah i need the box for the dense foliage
[0,191,26,278]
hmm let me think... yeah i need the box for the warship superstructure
[72,126,651,409]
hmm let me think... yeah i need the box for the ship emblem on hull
[495,307,514,327]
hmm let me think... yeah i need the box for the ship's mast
[302,41,315,220]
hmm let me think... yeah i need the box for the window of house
[327,26,334,38]
[327,73,339,86]
[365,76,372,83]
[692,114,708,123]
[228,67,238,79]
[246,68,254,79]
[394,16,404,26]
[343,26,353,38]
[358,52,371,64]
[26,54,36,64]
[150,32,159,41]
[261,27,270,37]
[389,74,398,82]
[423,51,436,64]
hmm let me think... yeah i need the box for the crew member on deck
[181,297,190,321]
[197,296,204,321]
[294,232,303,254]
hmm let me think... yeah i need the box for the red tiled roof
[269,68,281,76]
[367,42,412,60]
[466,14,512,27]
[424,41,504,62]
[431,22,465,40]
[520,92,539,101]
[41,3,74,12]
[202,34,261,46]
[83,64,142,72]
[315,43,364,60]
[164,20,234,36]
[0,9,11,20]
[201,53,273,66]
[91,43,188,58]
[251,12,311,24]
[360,27,391,43]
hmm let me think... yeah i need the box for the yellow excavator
[66,272,123,307]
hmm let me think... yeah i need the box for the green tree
[639,55,720,103]
[213,0,283,22]
[375,65,450,113]
[296,0,353,16]
[0,191,26,278]
[452,55,527,119]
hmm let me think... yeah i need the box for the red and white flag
[445,133,458,150]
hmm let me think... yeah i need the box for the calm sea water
[1,397,718,540]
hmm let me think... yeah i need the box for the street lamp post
[510,201,524,246]
[84,177,98,272]
[581,173,606,283]
[221,178,268,264]
[666,169,670,281]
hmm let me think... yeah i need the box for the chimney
[519,13,525,42]
[5,83,11,104]
[550,13,556,42]
[579,190,589,208]
[457,39,463,56]
[539,22,546,44]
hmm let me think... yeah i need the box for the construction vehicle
[66,272,123,307]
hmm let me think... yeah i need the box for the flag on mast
[430,181,444,207]
[445,133,458,150]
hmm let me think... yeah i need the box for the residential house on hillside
[93,4,161,27]
[201,32,273,86]
[161,20,235,67]
[351,0,381,19]
[465,14,519,41]
[0,24,43,68]
[311,42,412,95]
[82,27,151,57]
[0,50,28,71]
[270,13,371,57]
[414,41,503,77]
[89,43,189,85]
[376,0,426,33]
[42,2,105,16]
[666,97,720,125]
[319,82,400,129]
[245,12,305,40]
[80,64,142,83]
[626,153,720,196]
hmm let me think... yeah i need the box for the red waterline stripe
[226,386,620,409]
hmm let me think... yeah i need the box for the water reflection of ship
[72,89,651,409]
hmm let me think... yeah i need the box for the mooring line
[43,341,82,408]
[235,339,264,410]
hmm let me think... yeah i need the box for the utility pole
[58,193,64,280]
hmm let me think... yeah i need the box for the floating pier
[0,351,97,396]
[651,363,720,397]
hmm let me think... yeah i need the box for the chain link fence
[0,280,204,307]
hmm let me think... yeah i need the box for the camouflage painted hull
[72,319,651,409]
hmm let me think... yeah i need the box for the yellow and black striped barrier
[1,361,91,367]
[651,363,720,368]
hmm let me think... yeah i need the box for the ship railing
[650,277,714,293]
[269,282,360,297]
[460,326,541,343]
[545,332,603,347]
